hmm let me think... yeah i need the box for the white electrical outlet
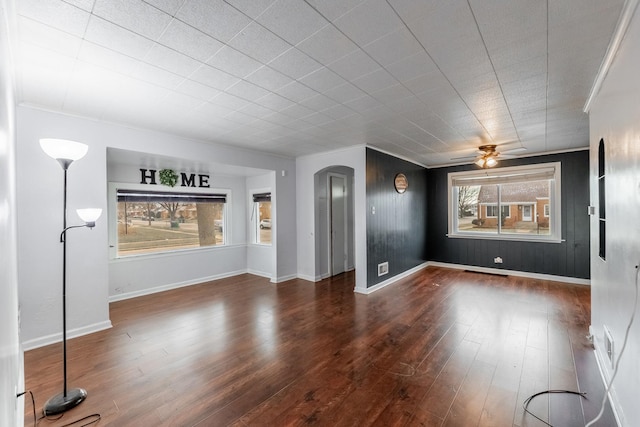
[494,257,503,264]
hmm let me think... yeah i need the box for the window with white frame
[252,192,272,245]
[448,162,561,242]
[116,189,227,256]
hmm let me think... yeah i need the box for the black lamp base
[43,387,87,416]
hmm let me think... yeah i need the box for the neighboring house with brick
[476,181,550,229]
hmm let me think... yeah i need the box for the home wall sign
[394,173,408,193]
[139,168,210,188]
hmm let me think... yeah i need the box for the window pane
[476,185,499,233]
[117,200,224,256]
[257,201,272,244]
[498,180,550,236]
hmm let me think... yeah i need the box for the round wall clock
[394,173,408,193]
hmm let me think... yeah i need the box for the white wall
[246,173,276,279]
[588,4,640,426]
[17,106,297,348]
[296,146,366,291]
[0,0,23,424]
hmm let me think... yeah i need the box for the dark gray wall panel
[426,150,590,279]
[366,148,428,287]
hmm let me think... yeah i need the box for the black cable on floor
[522,389,587,427]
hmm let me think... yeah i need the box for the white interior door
[330,175,347,276]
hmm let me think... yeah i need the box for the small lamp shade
[40,139,88,162]
[76,208,102,223]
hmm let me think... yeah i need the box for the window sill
[447,233,563,244]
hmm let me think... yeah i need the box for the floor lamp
[40,138,102,416]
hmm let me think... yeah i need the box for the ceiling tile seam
[302,0,455,148]
[384,0,499,149]
[467,0,523,149]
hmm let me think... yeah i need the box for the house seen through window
[449,163,561,242]
[116,189,226,256]
[253,192,272,245]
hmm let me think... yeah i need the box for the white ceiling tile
[77,41,141,75]
[296,25,359,64]
[280,103,317,119]
[320,104,357,120]
[84,15,154,58]
[276,81,319,103]
[17,15,83,58]
[305,0,367,22]
[129,60,186,89]
[245,66,293,92]
[143,43,202,76]
[145,0,185,15]
[17,0,90,37]
[344,95,382,113]
[323,82,367,103]
[227,22,292,64]
[267,47,323,80]
[253,92,296,111]
[238,103,276,119]
[176,0,253,43]
[370,84,414,105]
[63,0,95,12]
[17,42,76,109]
[190,65,241,90]
[352,68,398,94]
[256,0,328,45]
[224,0,277,20]
[327,49,380,81]
[176,79,221,101]
[386,52,439,84]
[299,94,339,112]
[225,80,271,101]
[93,0,172,40]
[207,46,263,78]
[299,67,346,93]
[334,0,405,46]
[158,19,224,62]
[210,92,252,110]
[362,27,422,66]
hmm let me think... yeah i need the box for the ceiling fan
[450,143,526,168]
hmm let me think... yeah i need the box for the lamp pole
[40,139,101,416]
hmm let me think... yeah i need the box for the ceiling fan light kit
[475,145,499,168]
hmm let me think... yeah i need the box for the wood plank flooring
[23,267,617,426]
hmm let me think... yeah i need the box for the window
[448,162,561,242]
[252,192,272,245]
[598,139,606,259]
[116,189,226,256]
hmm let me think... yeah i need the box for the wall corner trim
[584,0,640,113]
[355,262,429,295]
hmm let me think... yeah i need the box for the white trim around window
[447,162,562,243]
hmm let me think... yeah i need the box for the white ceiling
[12,0,625,166]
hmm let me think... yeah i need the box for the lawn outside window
[114,188,228,257]
[448,162,562,243]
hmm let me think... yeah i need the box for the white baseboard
[427,261,591,285]
[271,273,298,283]
[22,320,112,351]
[355,262,429,295]
[109,269,248,302]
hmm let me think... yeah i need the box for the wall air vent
[378,262,389,277]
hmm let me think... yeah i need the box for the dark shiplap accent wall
[366,148,428,287]
[426,150,590,279]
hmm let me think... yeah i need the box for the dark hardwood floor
[24,267,617,426]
